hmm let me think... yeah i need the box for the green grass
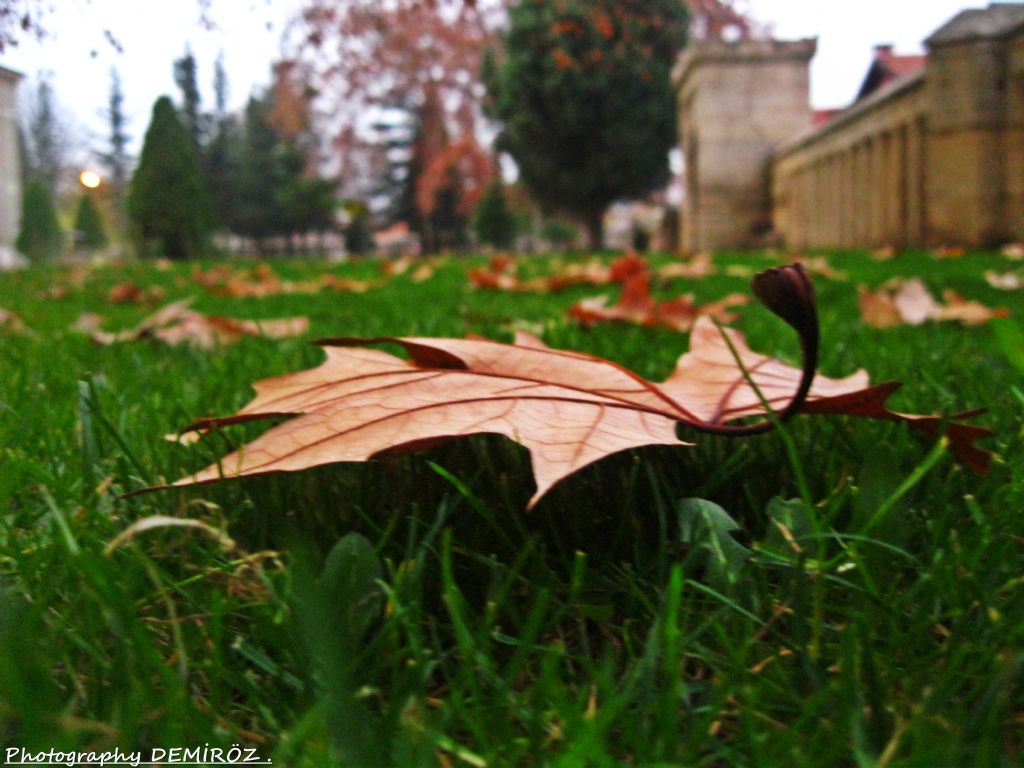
[1,249,1022,766]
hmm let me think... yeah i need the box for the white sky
[0,0,994,165]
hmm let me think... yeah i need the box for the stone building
[0,66,23,268]
[674,2,1024,251]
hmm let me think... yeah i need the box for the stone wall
[673,39,815,252]
[0,67,22,268]
[678,4,1024,251]
[772,10,1024,250]
[773,74,928,250]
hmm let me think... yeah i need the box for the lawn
[1,249,1022,767]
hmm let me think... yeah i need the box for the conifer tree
[16,178,64,260]
[474,180,516,249]
[73,194,107,251]
[100,68,131,199]
[174,48,203,149]
[127,96,213,259]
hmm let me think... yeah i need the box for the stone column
[0,67,23,269]
[674,38,817,251]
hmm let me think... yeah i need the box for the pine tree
[232,96,280,248]
[204,53,239,232]
[16,179,64,260]
[232,93,337,252]
[73,194,107,251]
[127,96,214,260]
[23,76,67,196]
[100,68,131,198]
[474,180,516,249]
[174,48,203,150]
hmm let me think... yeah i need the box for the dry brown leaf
[932,246,966,260]
[70,313,107,335]
[657,251,716,279]
[569,273,748,332]
[1001,243,1024,260]
[892,279,942,326]
[984,270,1022,291]
[72,299,309,348]
[154,265,991,508]
[937,290,1010,325]
[871,246,897,261]
[860,279,1008,327]
[108,282,166,305]
[193,263,378,297]
[380,255,439,282]
[469,253,647,293]
[857,287,902,329]
[792,256,846,280]
[0,307,27,333]
[411,264,435,283]
[152,315,311,349]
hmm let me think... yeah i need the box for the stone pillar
[840,147,853,248]
[925,19,1016,246]
[907,118,925,244]
[0,67,23,269]
[674,38,816,251]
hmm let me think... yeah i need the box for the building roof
[855,46,927,102]
[926,2,1024,47]
[812,108,842,126]
[0,65,24,83]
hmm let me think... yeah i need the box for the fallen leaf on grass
[108,282,166,305]
[984,270,1022,291]
[193,264,378,297]
[791,255,846,280]
[0,307,28,333]
[932,246,966,260]
[871,246,897,261]
[1001,243,1024,260]
[469,252,648,293]
[859,279,1009,328]
[657,251,716,279]
[569,272,748,332]
[72,299,309,348]
[151,265,991,508]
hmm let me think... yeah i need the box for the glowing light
[80,170,102,189]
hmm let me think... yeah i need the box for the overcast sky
[0,0,992,165]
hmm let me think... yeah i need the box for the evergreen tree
[99,68,131,198]
[16,179,64,260]
[213,51,229,117]
[204,53,239,231]
[174,48,203,149]
[232,96,280,248]
[485,0,689,248]
[474,180,517,249]
[73,194,107,250]
[344,203,373,257]
[23,76,67,196]
[127,96,214,260]
[232,94,337,252]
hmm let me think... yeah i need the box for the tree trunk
[585,209,604,251]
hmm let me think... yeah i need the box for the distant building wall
[774,73,928,250]
[673,39,816,252]
[677,3,1024,251]
[0,67,22,266]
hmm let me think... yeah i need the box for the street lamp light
[79,170,102,189]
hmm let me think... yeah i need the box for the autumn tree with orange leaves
[284,0,503,250]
